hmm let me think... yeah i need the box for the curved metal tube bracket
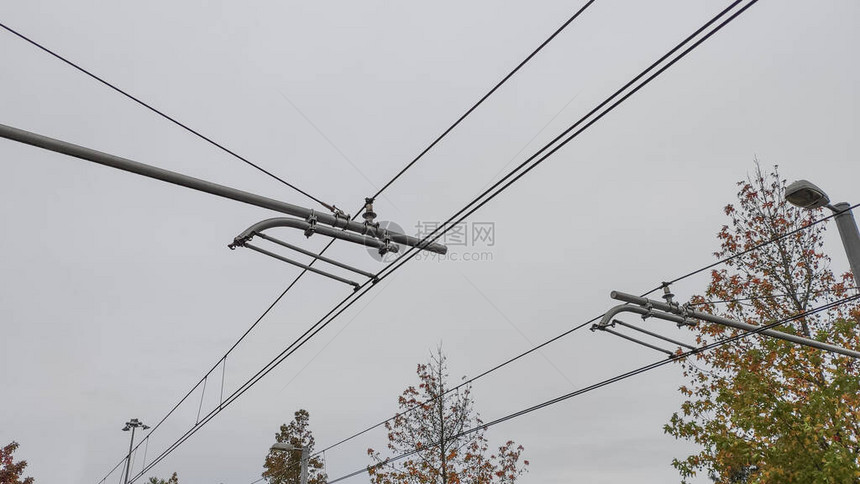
[609,291,860,360]
[592,304,690,331]
[229,217,399,255]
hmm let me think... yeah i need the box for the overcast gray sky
[1,1,858,483]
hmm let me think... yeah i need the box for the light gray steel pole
[123,425,135,484]
[610,291,860,359]
[300,447,309,484]
[830,202,860,290]
[0,123,447,255]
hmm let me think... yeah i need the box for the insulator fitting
[661,282,675,305]
[362,197,377,224]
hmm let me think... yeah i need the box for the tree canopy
[263,409,327,484]
[367,348,528,484]
[665,165,860,482]
[146,472,179,484]
[0,441,34,484]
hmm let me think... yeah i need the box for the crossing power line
[0,21,334,211]
[122,0,762,480]
[93,1,603,480]
[313,201,858,457]
[325,293,860,483]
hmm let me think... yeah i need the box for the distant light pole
[122,418,150,484]
[785,179,860,289]
[270,442,309,484]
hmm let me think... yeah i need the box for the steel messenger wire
[0,21,336,212]
[325,293,860,483]
[125,0,762,479]
[314,200,859,457]
[92,2,603,480]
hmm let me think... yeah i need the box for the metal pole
[610,291,860,359]
[123,426,135,484]
[0,123,447,255]
[830,202,860,290]
[300,447,309,484]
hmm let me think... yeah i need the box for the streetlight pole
[270,442,309,484]
[122,418,150,484]
[785,179,860,290]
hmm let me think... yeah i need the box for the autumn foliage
[367,349,528,484]
[0,442,33,484]
[262,409,327,484]
[665,165,860,482]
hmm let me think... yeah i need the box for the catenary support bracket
[593,290,860,359]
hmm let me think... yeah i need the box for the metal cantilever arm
[229,217,398,253]
[610,291,860,360]
[595,304,690,329]
[0,123,447,255]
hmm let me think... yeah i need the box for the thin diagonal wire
[327,294,860,483]
[118,0,758,478]
[370,0,598,199]
[321,203,860,455]
[0,21,333,211]
[96,261,321,484]
[648,202,860,295]
[99,1,601,476]
[314,0,757,454]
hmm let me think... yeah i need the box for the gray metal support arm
[230,217,398,254]
[610,291,860,359]
[596,304,690,328]
[0,123,447,255]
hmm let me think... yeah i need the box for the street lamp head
[785,179,831,209]
[271,442,298,452]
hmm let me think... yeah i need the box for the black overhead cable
[370,0,598,199]
[647,201,860,296]
[371,0,755,287]
[0,21,334,212]
[315,199,856,456]
[693,286,860,307]
[315,30,860,459]
[97,2,602,479]
[95,248,330,484]
[115,0,759,479]
[325,293,860,484]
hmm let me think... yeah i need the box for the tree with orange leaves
[0,441,34,484]
[665,164,860,482]
[367,348,528,484]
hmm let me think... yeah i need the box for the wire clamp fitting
[304,210,318,237]
[228,232,254,250]
[331,205,350,225]
[640,302,654,320]
[377,229,394,255]
[678,303,696,328]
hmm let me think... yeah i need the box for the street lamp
[785,179,860,289]
[270,442,309,484]
[122,418,150,484]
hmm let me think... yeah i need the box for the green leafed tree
[367,348,528,484]
[263,409,326,484]
[146,472,179,484]
[0,441,34,484]
[665,164,860,482]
